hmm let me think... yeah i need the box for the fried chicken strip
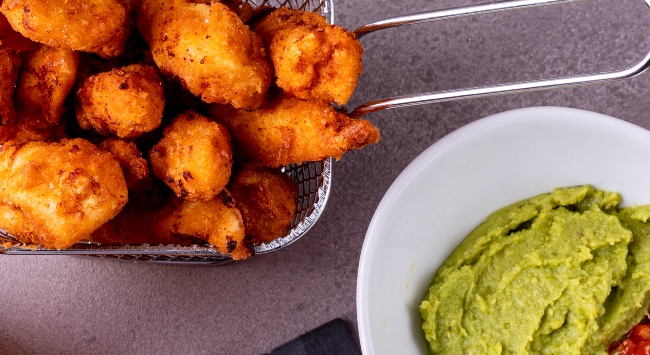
[0,139,128,249]
[211,93,380,167]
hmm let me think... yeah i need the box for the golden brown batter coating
[154,191,253,260]
[0,46,19,144]
[0,0,130,58]
[145,0,271,109]
[230,165,297,244]
[99,138,152,193]
[149,110,233,201]
[75,64,164,139]
[6,114,68,144]
[211,93,380,167]
[17,45,80,127]
[254,8,363,105]
[0,138,128,249]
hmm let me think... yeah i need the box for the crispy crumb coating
[254,8,363,105]
[0,0,130,58]
[149,110,233,201]
[0,138,128,249]
[211,93,380,167]
[230,165,297,244]
[99,138,152,193]
[154,191,252,260]
[7,114,68,144]
[0,201,36,239]
[0,46,19,144]
[75,64,164,139]
[145,0,271,109]
[17,45,80,127]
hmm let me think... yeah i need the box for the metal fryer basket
[0,0,335,265]
[6,0,643,264]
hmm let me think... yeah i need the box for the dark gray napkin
[264,318,361,355]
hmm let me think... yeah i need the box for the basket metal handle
[352,0,587,38]
[348,0,650,118]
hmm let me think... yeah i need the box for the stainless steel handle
[350,52,650,118]
[352,0,587,38]
[349,0,650,119]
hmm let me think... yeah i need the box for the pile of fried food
[0,0,380,260]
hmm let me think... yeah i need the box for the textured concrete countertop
[3,0,650,354]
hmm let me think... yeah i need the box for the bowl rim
[355,106,650,354]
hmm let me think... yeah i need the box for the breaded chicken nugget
[230,165,297,244]
[17,45,80,127]
[9,45,75,144]
[254,8,363,105]
[0,0,130,58]
[154,191,252,260]
[149,111,233,201]
[211,93,380,167]
[0,46,19,144]
[146,0,271,109]
[99,138,152,193]
[0,138,128,249]
[75,64,164,139]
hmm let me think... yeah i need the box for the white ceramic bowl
[356,106,650,354]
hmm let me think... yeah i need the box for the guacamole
[419,186,650,354]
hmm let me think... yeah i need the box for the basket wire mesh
[0,0,334,265]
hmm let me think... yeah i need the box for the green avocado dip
[419,186,650,354]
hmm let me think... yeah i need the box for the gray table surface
[3,0,650,354]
